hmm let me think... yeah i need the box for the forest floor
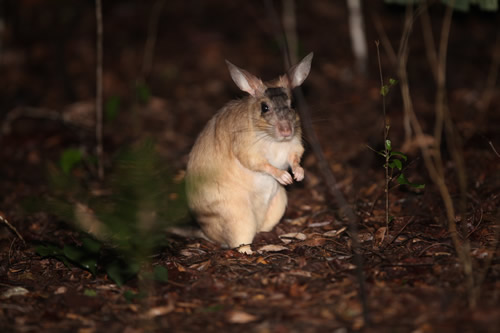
[0,1,499,332]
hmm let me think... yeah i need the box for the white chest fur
[263,137,299,170]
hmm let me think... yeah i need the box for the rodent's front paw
[237,245,253,255]
[275,170,293,185]
[293,166,304,181]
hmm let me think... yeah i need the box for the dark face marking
[262,87,298,140]
[264,87,290,113]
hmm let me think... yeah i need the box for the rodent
[185,53,313,254]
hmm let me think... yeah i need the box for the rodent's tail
[166,226,210,241]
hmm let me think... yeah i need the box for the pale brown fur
[186,53,313,254]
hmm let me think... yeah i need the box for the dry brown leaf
[285,215,309,226]
[308,221,331,228]
[279,232,307,244]
[226,310,258,324]
[66,313,94,326]
[374,227,386,248]
[471,248,492,259]
[257,244,288,253]
[323,226,347,237]
[143,303,175,318]
[189,260,211,271]
[255,256,269,264]
[358,233,373,243]
[288,270,312,278]
[1,286,29,298]
[289,283,308,297]
[54,286,67,295]
[289,235,327,250]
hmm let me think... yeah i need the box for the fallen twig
[0,215,25,244]
[488,140,500,158]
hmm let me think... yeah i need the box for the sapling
[31,140,188,287]
[371,41,424,232]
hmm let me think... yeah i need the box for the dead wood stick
[0,215,25,244]
[488,140,500,158]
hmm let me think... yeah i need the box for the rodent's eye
[261,102,270,114]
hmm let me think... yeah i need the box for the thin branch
[95,0,104,180]
[488,140,500,158]
[372,13,397,65]
[265,0,369,325]
[399,4,415,144]
[405,0,475,308]
[1,107,61,135]
[420,4,438,81]
[282,0,298,66]
[347,0,368,74]
[0,215,25,244]
[141,0,166,80]
[375,40,390,233]
[475,27,500,128]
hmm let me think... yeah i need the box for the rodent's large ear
[225,60,265,96]
[287,52,313,88]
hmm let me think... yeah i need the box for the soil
[0,1,499,332]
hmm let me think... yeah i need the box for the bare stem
[375,41,390,232]
[141,0,166,80]
[405,0,475,308]
[282,0,298,66]
[95,0,104,180]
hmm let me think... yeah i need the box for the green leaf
[106,262,126,287]
[153,265,169,283]
[63,245,84,262]
[81,258,98,275]
[36,244,72,268]
[123,290,135,302]
[123,290,146,302]
[36,244,63,257]
[82,237,101,254]
[84,289,97,297]
[105,96,121,122]
[390,151,408,161]
[59,149,83,175]
[380,85,389,96]
[410,182,426,189]
[389,159,402,170]
[389,78,398,86]
[397,173,425,189]
[385,140,392,151]
[105,261,140,287]
[63,245,98,275]
[397,173,410,185]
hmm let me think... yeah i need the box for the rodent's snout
[276,120,294,140]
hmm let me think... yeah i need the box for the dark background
[0,1,499,332]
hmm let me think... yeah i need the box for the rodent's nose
[278,121,293,138]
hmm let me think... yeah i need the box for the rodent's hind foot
[236,244,253,255]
